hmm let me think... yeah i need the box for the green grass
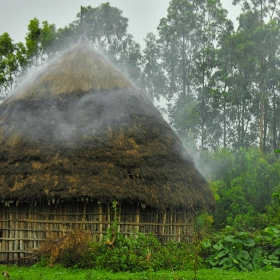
[1,266,280,280]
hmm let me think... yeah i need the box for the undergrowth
[37,228,197,272]
[201,225,280,271]
[35,202,280,273]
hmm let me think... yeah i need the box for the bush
[90,231,197,272]
[38,228,198,272]
[202,225,280,271]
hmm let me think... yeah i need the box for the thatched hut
[0,42,215,262]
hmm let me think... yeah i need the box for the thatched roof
[0,42,215,210]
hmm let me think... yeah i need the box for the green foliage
[41,229,197,273]
[0,32,27,96]
[207,148,280,230]
[25,18,57,66]
[203,225,280,271]
[87,201,198,273]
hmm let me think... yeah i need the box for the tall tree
[25,18,56,68]
[192,0,231,150]
[0,32,27,97]
[232,0,280,152]
[79,3,128,54]
[142,32,166,101]
[157,0,231,150]
[213,19,235,149]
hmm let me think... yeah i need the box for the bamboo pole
[118,204,122,234]
[135,205,140,233]
[98,204,103,240]
[81,203,86,230]
[9,210,14,261]
[0,208,3,262]
[163,212,166,236]
[107,204,111,233]
[14,209,19,260]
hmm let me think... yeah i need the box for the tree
[79,3,128,54]
[25,18,56,67]
[0,32,27,97]
[141,32,166,101]
[210,148,280,229]
[157,0,231,150]
[232,0,280,152]
[212,19,235,149]
[192,0,231,150]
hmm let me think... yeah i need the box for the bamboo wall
[0,201,194,263]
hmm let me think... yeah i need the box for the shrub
[202,225,280,271]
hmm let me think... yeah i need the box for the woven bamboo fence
[0,201,194,262]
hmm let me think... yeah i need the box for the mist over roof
[0,42,215,210]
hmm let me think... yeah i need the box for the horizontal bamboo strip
[0,238,46,241]
[0,228,94,232]
[0,221,190,227]
[0,211,187,216]
[0,251,32,253]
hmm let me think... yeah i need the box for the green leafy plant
[203,226,280,271]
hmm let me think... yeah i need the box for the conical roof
[0,42,215,210]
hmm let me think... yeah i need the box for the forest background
[1,0,280,232]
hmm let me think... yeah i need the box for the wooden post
[14,208,19,260]
[98,204,103,240]
[135,205,140,233]
[163,212,166,236]
[9,210,14,261]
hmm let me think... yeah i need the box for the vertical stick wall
[0,201,195,262]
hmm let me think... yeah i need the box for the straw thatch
[0,42,215,211]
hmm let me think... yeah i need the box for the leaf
[219,257,233,269]
[268,254,279,260]
[243,238,255,247]
[217,249,227,258]
[252,257,261,268]
[229,247,243,261]
[270,260,280,264]
[224,235,235,242]
[242,250,250,260]
[213,242,224,251]
[240,260,252,271]
[273,248,280,255]
[224,244,231,254]
[264,226,280,235]
[202,241,211,248]
[233,237,243,244]
[208,256,219,266]
[251,247,263,258]
[263,259,271,265]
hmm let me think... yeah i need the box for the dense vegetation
[2,0,280,275]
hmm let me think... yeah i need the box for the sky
[0,0,241,48]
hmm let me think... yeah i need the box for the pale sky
[0,0,241,48]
